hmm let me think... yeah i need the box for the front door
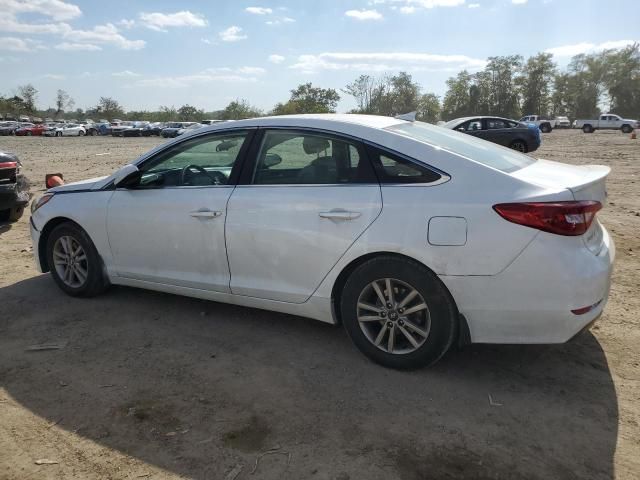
[226,129,382,303]
[107,129,253,292]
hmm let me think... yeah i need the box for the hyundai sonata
[30,114,614,369]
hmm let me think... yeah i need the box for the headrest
[303,136,330,155]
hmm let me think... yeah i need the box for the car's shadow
[0,275,618,480]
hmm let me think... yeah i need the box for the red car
[14,124,47,136]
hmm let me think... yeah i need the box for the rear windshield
[386,121,536,173]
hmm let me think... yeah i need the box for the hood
[50,175,109,192]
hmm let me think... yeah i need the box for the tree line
[2,44,638,123]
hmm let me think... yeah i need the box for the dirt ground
[0,130,638,480]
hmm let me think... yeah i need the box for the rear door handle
[189,209,222,219]
[319,209,361,221]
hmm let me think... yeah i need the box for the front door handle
[189,209,222,219]
[319,209,361,221]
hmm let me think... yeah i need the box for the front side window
[252,131,375,185]
[457,119,482,132]
[138,131,249,188]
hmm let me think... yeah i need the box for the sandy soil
[0,130,638,480]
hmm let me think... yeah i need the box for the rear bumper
[441,226,615,344]
[0,182,29,211]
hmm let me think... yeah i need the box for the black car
[443,116,541,153]
[0,151,30,223]
[0,122,20,136]
[141,122,165,136]
[161,122,196,138]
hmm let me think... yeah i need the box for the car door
[482,118,511,146]
[225,129,382,303]
[106,129,254,292]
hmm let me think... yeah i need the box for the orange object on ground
[46,174,64,188]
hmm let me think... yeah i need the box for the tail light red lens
[493,201,602,236]
[0,161,17,169]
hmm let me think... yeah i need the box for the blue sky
[1,0,638,113]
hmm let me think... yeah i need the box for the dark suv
[0,152,30,223]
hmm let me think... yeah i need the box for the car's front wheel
[621,125,633,134]
[340,256,457,369]
[46,222,108,297]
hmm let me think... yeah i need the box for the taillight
[493,201,602,236]
[0,161,17,169]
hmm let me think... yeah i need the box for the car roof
[448,116,518,124]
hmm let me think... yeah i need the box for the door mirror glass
[113,164,140,188]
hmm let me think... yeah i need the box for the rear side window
[252,130,376,185]
[388,121,536,173]
[366,146,442,184]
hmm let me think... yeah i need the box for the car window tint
[141,131,249,187]
[252,131,375,185]
[486,119,507,129]
[458,120,482,132]
[368,147,441,184]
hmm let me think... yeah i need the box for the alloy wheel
[53,235,88,288]
[510,141,526,152]
[356,278,431,354]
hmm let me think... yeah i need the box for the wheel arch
[330,251,460,322]
[38,217,86,272]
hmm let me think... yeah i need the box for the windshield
[386,121,536,173]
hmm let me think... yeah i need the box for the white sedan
[43,124,86,137]
[29,114,614,369]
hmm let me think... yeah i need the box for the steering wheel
[180,164,225,186]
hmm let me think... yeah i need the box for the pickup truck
[519,115,556,133]
[574,114,639,133]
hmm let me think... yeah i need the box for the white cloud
[64,23,145,50]
[219,25,247,42]
[139,11,207,32]
[512,0,527,4]
[0,0,81,21]
[290,51,486,74]
[468,3,480,7]
[345,9,383,20]
[118,19,135,29]
[43,73,65,79]
[0,36,45,51]
[268,54,285,64]
[134,66,264,88]
[55,42,101,51]
[245,7,273,15]
[112,70,141,77]
[545,40,636,57]
[374,0,465,11]
[265,16,295,26]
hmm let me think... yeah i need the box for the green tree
[417,93,440,123]
[17,84,38,113]
[178,104,204,121]
[95,97,124,120]
[442,71,472,120]
[601,43,640,117]
[220,99,262,120]
[520,53,556,116]
[272,83,340,115]
[55,89,74,116]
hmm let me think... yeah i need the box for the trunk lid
[511,159,609,253]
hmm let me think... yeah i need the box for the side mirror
[113,164,140,188]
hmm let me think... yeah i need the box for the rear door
[482,118,512,146]
[225,129,382,303]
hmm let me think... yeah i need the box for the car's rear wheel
[540,123,552,133]
[509,140,528,152]
[583,125,594,133]
[340,256,457,369]
[46,223,108,297]
[26,131,32,136]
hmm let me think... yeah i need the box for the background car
[443,116,541,152]
[0,122,21,136]
[160,122,196,138]
[43,124,86,137]
[141,122,165,136]
[15,123,47,136]
[555,116,571,128]
[121,121,151,137]
[0,151,29,223]
[29,114,613,369]
[176,123,204,136]
[519,115,556,133]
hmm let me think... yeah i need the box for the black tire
[621,124,632,134]
[340,256,457,369]
[7,205,24,222]
[582,124,594,133]
[509,140,528,152]
[0,209,9,222]
[540,123,552,133]
[56,131,62,137]
[46,222,108,297]
[26,131,33,136]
